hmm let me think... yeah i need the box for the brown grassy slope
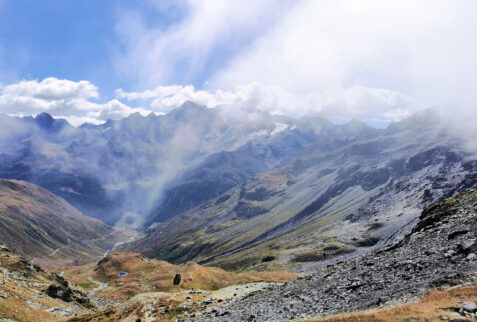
[0,179,121,268]
[61,252,297,299]
[311,284,477,321]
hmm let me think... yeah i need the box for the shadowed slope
[0,179,129,268]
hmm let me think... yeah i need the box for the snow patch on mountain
[271,122,289,136]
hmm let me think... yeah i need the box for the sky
[0,0,476,126]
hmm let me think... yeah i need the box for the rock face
[198,189,477,321]
[46,283,94,308]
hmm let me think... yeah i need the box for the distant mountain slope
[146,128,321,225]
[145,116,382,226]
[0,102,334,226]
[126,110,477,271]
[0,179,130,268]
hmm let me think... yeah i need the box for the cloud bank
[117,83,411,122]
[0,78,152,126]
[2,1,477,127]
[113,0,477,124]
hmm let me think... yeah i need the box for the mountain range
[0,102,327,226]
[0,104,476,273]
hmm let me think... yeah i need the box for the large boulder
[46,284,72,302]
[173,273,182,285]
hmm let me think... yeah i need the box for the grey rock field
[196,189,477,321]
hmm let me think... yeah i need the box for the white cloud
[97,99,152,121]
[212,1,459,89]
[114,0,294,87]
[210,0,477,115]
[118,82,412,122]
[0,78,150,126]
[2,77,99,100]
[3,1,477,126]
[115,0,477,123]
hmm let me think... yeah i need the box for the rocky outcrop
[0,247,94,320]
[173,273,182,285]
[45,272,94,308]
[197,189,477,321]
[46,283,94,309]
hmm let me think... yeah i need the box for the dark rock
[355,236,380,247]
[33,264,44,273]
[46,283,94,309]
[261,255,276,262]
[0,244,11,252]
[46,284,73,302]
[73,292,94,309]
[346,281,363,290]
[173,273,182,285]
[51,273,69,287]
[448,230,469,240]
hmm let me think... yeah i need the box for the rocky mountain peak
[34,112,70,132]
